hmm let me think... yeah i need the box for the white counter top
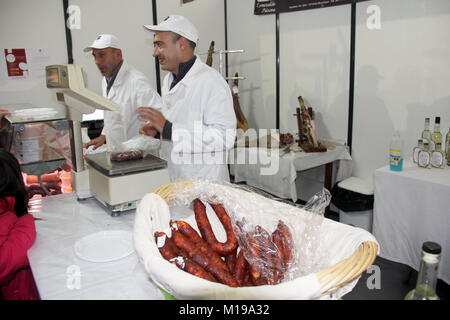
[27,193,165,300]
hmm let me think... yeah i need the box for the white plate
[74,230,134,263]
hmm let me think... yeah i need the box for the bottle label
[413,147,422,163]
[431,151,443,168]
[418,151,431,168]
[390,149,401,165]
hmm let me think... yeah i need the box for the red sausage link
[225,248,237,274]
[173,223,238,287]
[194,199,238,256]
[175,220,230,273]
[277,220,293,266]
[233,250,247,286]
[154,232,184,270]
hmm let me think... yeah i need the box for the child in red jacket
[0,149,39,300]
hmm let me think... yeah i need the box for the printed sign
[4,48,28,77]
[254,0,371,15]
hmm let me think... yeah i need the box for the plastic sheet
[109,134,160,161]
[167,180,331,283]
[134,180,379,299]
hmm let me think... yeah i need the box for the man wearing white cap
[138,15,236,182]
[83,34,163,150]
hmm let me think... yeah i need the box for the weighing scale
[45,64,170,216]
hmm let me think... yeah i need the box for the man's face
[152,31,181,74]
[92,48,122,77]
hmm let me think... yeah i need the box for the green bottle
[405,242,441,300]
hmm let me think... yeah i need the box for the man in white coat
[138,15,236,182]
[83,34,163,150]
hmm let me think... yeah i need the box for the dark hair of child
[0,149,29,217]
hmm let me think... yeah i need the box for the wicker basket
[152,181,378,297]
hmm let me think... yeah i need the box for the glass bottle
[418,141,431,168]
[446,127,450,166]
[413,139,424,164]
[431,143,445,169]
[421,118,432,146]
[431,116,442,151]
[405,241,441,300]
[390,131,403,171]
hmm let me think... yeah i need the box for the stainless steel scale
[85,152,169,215]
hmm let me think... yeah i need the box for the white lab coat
[160,56,236,182]
[101,60,163,150]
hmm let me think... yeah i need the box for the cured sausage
[194,199,238,256]
[276,220,293,266]
[154,232,184,270]
[244,226,263,285]
[155,232,217,282]
[174,220,230,273]
[172,225,238,287]
[225,249,237,274]
[233,250,247,286]
[184,259,217,282]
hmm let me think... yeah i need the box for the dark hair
[0,149,29,217]
[170,32,196,50]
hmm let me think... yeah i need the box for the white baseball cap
[83,34,121,52]
[143,15,199,44]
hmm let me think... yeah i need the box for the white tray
[74,230,134,263]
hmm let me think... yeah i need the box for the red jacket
[0,196,39,300]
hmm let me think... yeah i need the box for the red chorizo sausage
[225,248,237,274]
[172,225,238,287]
[156,232,217,282]
[175,220,230,273]
[194,199,238,256]
[277,220,293,266]
[184,259,217,282]
[234,250,247,286]
[154,232,184,270]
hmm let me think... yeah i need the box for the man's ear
[116,48,123,60]
[178,37,189,51]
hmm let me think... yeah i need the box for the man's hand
[139,123,158,137]
[0,108,10,119]
[137,107,166,133]
[83,134,106,150]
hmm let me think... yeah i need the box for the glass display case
[0,103,71,178]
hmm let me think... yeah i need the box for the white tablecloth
[229,145,353,202]
[27,193,169,300]
[373,160,450,284]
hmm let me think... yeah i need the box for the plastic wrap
[159,180,331,285]
[109,134,160,161]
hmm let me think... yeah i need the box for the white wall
[70,0,157,96]
[227,0,276,130]
[353,0,450,181]
[280,5,350,143]
[156,0,226,82]
[0,0,67,113]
